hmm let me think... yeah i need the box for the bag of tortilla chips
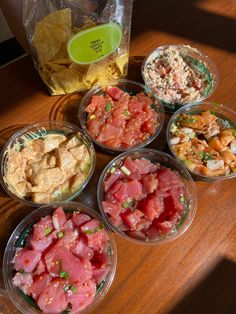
[23,0,133,95]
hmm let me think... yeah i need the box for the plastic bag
[23,0,133,95]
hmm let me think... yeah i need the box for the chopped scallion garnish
[105,102,112,112]
[59,271,69,279]
[44,227,52,236]
[120,166,131,175]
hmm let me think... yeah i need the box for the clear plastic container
[142,44,219,112]
[167,102,236,181]
[0,120,96,206]
[3,201,117,314]
[78,79,164,153]
[97,148,197,245]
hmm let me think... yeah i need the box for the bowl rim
[141,44,219,106]
[0,120,96,207]
[78,78,165,153]
[97,147,197,245]
[3,201,117,314]
[166,101,236,181]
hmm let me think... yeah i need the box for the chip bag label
[67,23,122,65]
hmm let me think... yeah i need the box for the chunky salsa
[12,207,111,313]
[85,86,159,150]
[102,157,189,241]
[169,110,236,176]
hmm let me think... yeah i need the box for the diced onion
[206,160,224,170]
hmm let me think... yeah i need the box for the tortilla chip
[41,9,71,32]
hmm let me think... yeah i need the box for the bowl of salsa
[142,45,219,112]
[3,202,117,314]
[0,120,96,206]
[167,102,236,181]
[97,148,197,244]
[78,79,164,153]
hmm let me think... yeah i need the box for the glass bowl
[142,44,219,112]
[167,102,236,181]
[78,79,164,153]
[0,120,96,207]
[97,148,197,245]
[3,201,117,314]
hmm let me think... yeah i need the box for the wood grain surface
[0,1,236,313]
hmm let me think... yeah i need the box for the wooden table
[0,0,236,313]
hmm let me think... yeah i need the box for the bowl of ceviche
[97,148,197,244]
[3,202,117,314]
[78,79,164,153]
[0,120,95,206]
[167,102,236,181]
[142,44,219,112]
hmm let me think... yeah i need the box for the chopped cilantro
[59,271,69,279]
[105,102,112,112]
[44,227,52,236]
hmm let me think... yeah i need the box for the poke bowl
[3,201,117,314]
[0,120,96,206]
[97,148,197,244]
[78,79,164,153]
[142,44,219,112]
[167,102,236,181]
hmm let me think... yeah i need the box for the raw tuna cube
[30,234,53,253]
[139,194,164,221]
[141,173,159,194]
[32,215,53,240]
[96,124,122,142]
[170,186,185,212]
[30,273,52,300]
[105,86,124,100]
[52,207,67,230]
[152,220,176,236]
[157,168,183,192]
[44,246,92,284]
[114,180,142,202]
[128,99,143,113]
[103,170,125,192]
[121,209,144,230]
[91,251,109,269]
[63,219,75,231]
[37,279,67,313]
[123,157,159,177]
[72,238,94,260]
[12,272,33,295]
[65,279,96,314]
[72,212,91,227]
[93,265,110,285]
[15,249,41,273]
[81,219,108,251]
[102,200,122,219]
[35,259,46,276]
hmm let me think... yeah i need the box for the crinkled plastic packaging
[23,0,133,95]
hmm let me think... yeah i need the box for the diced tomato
[141,173,159,194]
[15,249,41,273]
[37,278,67,313]
[52,207,66,230]
[65,279,96,314]
[73,212,91,227]
[105,86,124,100]
[30,273,52,300]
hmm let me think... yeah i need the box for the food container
[3,202,117,314]
[142,44,219,112]
[78,79,164,153]
[97,148,197,244]
[0,121,96,206]
[167,102,236,181]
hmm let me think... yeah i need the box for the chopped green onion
[83,223,104,235]
[185,117,196,123]
[110,167,116,174]
[90,114,96,120]
[64,284,71,292]
[70,285,77,294]
[124,110,130,117]
[120,166,131,176]
[44,227,52,236]
[105,102,112,112]
[59,271,69,279]
[122,200,134,209]
[58,231,64,238]
[179,195,185,204]
[84,229,94,235]
[210,110,216,115]
[200,152,212,161]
